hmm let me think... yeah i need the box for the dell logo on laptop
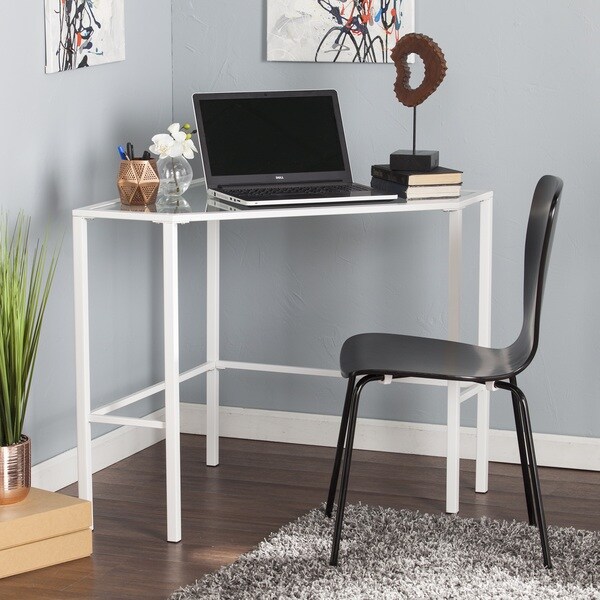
[275,175,285,180]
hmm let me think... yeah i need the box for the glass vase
[157,155,193,206]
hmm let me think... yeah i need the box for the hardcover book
[370,177,461,199]
[0,488,92,579]
[371,165,463,186]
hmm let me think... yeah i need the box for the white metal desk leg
[73,217,93,521]
[163,223,182,542]
[446,210,463,513]
[206,221,220,466]
[476,196,493,493]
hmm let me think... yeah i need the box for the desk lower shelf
[88,360,483,430]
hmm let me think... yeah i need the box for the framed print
[267,0,415,63]
[45,0,125,73]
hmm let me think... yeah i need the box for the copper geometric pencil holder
[117,159,160,206]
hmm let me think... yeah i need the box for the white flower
[167,123,181,136]
[182,138,198,159]
[149,133,175,159]
[149,123,198,159]
[166,130,186,157]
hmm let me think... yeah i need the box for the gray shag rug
[169,504,600,599]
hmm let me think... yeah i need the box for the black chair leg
[326,375,356,518]
[517,390,552,568]
[509,376,537,526]
[330,375,381,566]
[498,380,551,569]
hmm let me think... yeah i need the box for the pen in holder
[117,159,160,205]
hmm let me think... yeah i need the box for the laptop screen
[193,91,352,187]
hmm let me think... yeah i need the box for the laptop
[192,90,397,206]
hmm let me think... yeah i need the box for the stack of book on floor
[0,488,92,579]
[371,164,463,200]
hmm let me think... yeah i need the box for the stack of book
[371,164,463,200]
[0,488,92,579]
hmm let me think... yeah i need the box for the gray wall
[173,0,600,438]
[0,2,173,464]
[8,0,599,468]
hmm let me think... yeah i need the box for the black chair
[326,175,563,569]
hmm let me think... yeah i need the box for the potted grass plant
[0,213,59,505]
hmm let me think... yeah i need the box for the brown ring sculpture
[390,33,447,107]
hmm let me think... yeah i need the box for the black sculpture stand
[390,106,439,172]
[390,149,439,171]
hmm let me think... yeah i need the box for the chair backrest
[510,175,563,374]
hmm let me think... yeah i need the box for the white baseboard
[179,403,600,472]
[33,403,600,493]
[32,409,166,492]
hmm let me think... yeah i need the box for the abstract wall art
[44,0,125,73]
[267,0,415,63]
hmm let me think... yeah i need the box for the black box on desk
[390,150,439,172]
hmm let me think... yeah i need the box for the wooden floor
[1,435,599,599]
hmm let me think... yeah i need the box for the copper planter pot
[0,435,31,505]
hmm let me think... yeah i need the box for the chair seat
[340,333,527,382]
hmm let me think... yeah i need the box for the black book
[371,164,463,186]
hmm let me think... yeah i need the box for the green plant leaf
[0,213,59,446]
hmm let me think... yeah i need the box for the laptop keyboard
[222,183,372,197]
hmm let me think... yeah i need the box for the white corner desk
[73,181,493,542]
